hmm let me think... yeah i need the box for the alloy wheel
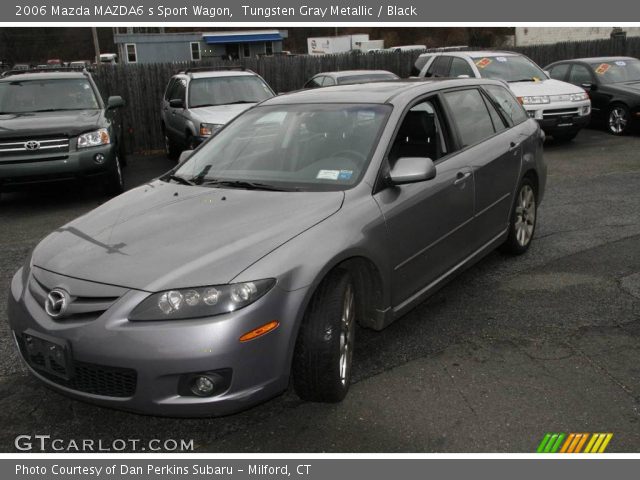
[514,184,536,247]
[609,106,628,134]
[339,284,355,385]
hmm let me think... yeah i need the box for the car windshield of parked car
[337,73,398,85]
[0,78,99,113]
[188,76,274,108]
[171,103,391,191]
[589,59,640,83]
[473,55,547,82]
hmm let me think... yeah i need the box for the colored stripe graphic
[537,433,613,453]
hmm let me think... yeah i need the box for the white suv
[161,67,275,158]
[415,51,591,141]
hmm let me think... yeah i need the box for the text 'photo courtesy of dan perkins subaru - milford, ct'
[1,0,640,479]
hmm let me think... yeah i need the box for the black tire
[104,154,124,196]
[293,270,356,403]
[118,140,128,167]
[607,104,630,136]
[164,131,180,160]
[553,131,578,142]
[186,134,198,151]
[501,177,537,255]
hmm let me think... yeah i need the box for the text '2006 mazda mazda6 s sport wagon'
[8,79,546,417]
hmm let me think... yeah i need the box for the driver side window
[388,99,449,166]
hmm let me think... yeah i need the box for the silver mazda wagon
[8,79,546,416]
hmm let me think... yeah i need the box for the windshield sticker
[615,60,627,66]
[496,56,508,62]
[338,170,353,181]
[317,169,340,180]
[532,77,541,82]
[595,63,611,75]
[475,58,492,69]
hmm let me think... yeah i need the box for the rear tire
[293,270,356,403]
[501,177,537,255]
[105,154,124,196]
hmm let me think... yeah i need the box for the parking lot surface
[1,128,639,452]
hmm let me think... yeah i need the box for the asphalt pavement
[0,128,639,452]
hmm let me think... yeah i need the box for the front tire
[105,154,124,196]
[501,178,537,255]
[164,131,180,159]
[293,270,356,403]
[608,104,630,135]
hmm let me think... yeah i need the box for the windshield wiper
[223,100,258,104]
[162,174,195,186]
[198,179,293,191]
[508,78,537,83]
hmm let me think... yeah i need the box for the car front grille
[17,336,137,398]
[0,136,70,157]
[542,108,580,117]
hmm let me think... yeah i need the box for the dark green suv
[0,69,126,198]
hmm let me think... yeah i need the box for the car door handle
[453,171,471,185]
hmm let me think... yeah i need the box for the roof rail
[178,65,246,74]
[0,66,90,78]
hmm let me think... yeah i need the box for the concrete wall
[515,27,640,47]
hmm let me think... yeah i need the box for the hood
[190,103,255,125]
[508,78,585,97]
[32,180,344,291]
[0,109,103,138]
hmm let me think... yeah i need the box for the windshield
[338,73,398,85]
[170,103,391,192]
[473,55,547,82]
[188,76,274,108]
[0,78,99,113]
[589,59,640,83]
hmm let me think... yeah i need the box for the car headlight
[77,128,110,149]
[518,95,550,105]
[199,123,223,136]
[128,279,275,321]
[570,92,589,102]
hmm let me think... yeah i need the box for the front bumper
[0,143,116,190]
[524,100,591,135]
[8,266,307,417]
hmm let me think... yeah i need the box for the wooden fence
[92,36,640,154]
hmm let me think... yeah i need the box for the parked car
[415,51,591,141]
[160,67,275,158]
[0,70,126,198]
[8,78,546,416]
[546,56,640,135]
[303,70,399,88]
[99,53,118,65]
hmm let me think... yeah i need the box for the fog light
[94,153,105,164]
[191,375,216,397]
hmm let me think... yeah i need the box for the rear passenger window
[549,63,570,81]
[304,77,323,89]
[484,84,528,125]
[450,57,474,77]
[443,89,497,147]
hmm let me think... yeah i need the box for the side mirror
[107,95,125,109]
[178,150,193,163]
[169,98,185,109]
[389,157,436,185]
[581,82,596,91]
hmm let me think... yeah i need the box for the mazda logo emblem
[45,288,70,318]
[24,140,41,151]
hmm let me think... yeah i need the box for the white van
[415,50,591,141]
